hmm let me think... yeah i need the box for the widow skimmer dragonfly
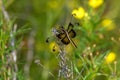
[52,23,77,48]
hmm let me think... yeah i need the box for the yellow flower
[72,7,85,19]
[88,0,104,8]
[49,41,59,53]
[102,19,115,31]
[105,52,116,64]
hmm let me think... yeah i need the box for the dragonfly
[53,23,77,48]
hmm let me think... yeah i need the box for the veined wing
[61,36,70,45]
[67,23,76,38]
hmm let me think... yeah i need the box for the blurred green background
[1,0,120,80]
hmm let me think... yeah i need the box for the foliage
[0,0,120,80]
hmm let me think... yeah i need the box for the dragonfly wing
[67,23,74,31]
[56,33,66,39]
[68,29,76,38]
[61,37,70,45]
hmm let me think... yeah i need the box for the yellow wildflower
[88,0,104,8]
[102,19,115,31]
[49,41,59,53]
[72,7,85,19]
[105,52,116,64]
